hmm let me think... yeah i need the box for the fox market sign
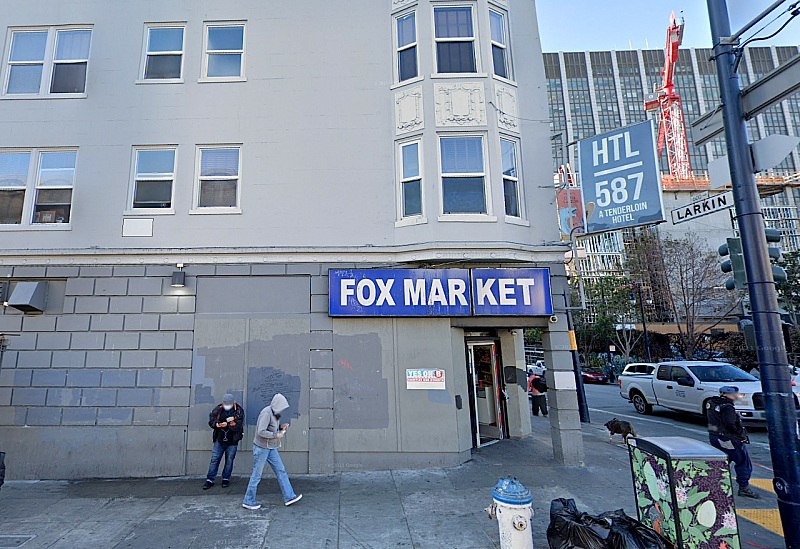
[670,191,734,225]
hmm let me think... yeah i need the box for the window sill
[504,216,529,226]
[395,216,428,227]
[198,77,247,83]
[135,79,184,85]
[189,207,242,215]
[0,93,87,100]
[124,209,175,216]
[0,223,72,231]
[390,75,424,90]
[431,73,488,80]
[438,214,497,223]
[492,75,517,87]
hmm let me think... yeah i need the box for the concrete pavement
[0,399,787,549]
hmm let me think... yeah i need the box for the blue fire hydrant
[485,477,534,549]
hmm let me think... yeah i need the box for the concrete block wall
[309,267,334,474]
[0,265,195,435]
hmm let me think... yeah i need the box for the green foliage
[524,328,543,345]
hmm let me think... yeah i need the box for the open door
[466,342,505,447]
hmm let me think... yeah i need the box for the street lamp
[631,285,653,362]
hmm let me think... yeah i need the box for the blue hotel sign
[329,268,552,317]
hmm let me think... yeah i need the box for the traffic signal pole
[707,1,800,544]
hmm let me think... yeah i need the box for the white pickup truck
[619,360,800,420]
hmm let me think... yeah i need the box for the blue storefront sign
[329,268,552,317]
[578,120,665,234]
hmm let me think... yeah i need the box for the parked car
[581,370,607,384]
[619,360,800,420]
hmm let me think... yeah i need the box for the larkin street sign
[670,190,734,225]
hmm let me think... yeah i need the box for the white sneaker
[285,494,303,506]
[242,503,262,510]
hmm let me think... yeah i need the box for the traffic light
[765,229,788,282]
[719,237,747,290]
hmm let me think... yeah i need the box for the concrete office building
[0,0,584,480]
[544,46,800,282]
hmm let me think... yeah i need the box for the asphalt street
[582,382,774,471]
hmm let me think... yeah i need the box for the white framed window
[3,26,92,97]
[140,24,185,82]
[439,135,489,215]
[32,150,77,224]
[192,146,241,212]
[398,139,424,219]
[433,5,477,74]
[0,151,31,224]
[395,11,418,83]
[500,138,521,218]
[129,147,177,212]
[489,10,512,81]
[201,23,246,81]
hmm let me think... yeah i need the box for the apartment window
[4,27,92,96]
[400,141,423,217]
[195,147,240,209]
[0,152,30,224]
[142,25,185,81]
[501,139,520,217]
[489,10,511,80]
[396,12,418,82]
[440,136,486,214]
[33,151,76,224]
[203,23,245,79]
[433,7,476,74]
[132,148,176,209]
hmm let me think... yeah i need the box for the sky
[537,0,800,52]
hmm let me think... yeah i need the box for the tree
[658,232,738,359]
[777,251,800,327]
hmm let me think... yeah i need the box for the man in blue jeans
[243,393,303,510]
[203,393,244,489]
[706,386,761,499]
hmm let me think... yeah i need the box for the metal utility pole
[707,1,800,544]
[562,291,590,424]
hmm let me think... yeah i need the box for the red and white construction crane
[645,12,693,180]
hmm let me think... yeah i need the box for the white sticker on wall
[406,369,446,390]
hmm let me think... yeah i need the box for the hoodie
[706,395,748,442]
[254,393,290,449]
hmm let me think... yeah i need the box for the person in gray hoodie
[242,393,303,510]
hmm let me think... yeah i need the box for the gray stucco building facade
[0,0,583,480]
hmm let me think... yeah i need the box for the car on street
[619,360,800,420]
[581,370,607,384]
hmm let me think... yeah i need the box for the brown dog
[604,418,637,443]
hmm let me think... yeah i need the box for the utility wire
[488,101,550,124]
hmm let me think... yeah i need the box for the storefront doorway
[466,339,507,447]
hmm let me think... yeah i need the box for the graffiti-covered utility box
[628,437,741,549]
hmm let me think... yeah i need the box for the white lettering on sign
[406,369,446,390]
[341,279,355,306]
[428,279,447,306]
[376,279,395,306]
[404,279,425,306]
[448,279,468,306]
[498,279,516,305]
[356,279,376,306]
[516,279,536,305]
[593,130,640,167]
[476,279,498,306]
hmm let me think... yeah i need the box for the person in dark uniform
[706,386,761,499]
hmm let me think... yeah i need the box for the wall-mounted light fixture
[171,263,186,288]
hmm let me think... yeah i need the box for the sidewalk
[0,415,785,549]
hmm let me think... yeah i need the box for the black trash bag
[602,510,675,549]
[547,498,608,549]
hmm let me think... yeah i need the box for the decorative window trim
[1,25,92,99]
[137,22,186,84]
[396,137,426,222]
[393,9,419,85]
[431,3,481,77]
[190,144,243,214]
[436,132,493,217]
[199,21,247,83]
[124,145,178,215]
[0,147,78,230]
